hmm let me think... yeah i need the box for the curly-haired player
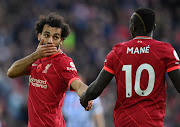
[7,13,93,127]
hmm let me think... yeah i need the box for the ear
[38,33,41,41]
[130,22,135,33]
[132,23,135,32]
[153,24,156,30]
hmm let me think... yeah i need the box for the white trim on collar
[133,36,152,39]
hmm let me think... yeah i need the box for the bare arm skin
[94,113,105,127]
[168,69,180,93]
[70,80,88,97]
[7,40,57,78]
[80,69,114,108]
[71,79,94,111]
[7,52,40,78]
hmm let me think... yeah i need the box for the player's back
[109,36,179,127]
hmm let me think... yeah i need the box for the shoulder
[113,40,132,48]
[113,42,124,49]
[52,53,76,70]
[54,53,73,63]
[111,40,130,54]
[155,40,175,52]
[106,41,130,58]
[152,39,173,47]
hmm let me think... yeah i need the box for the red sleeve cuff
[68,77,80,91]
[103,66,115,75]
[166,66,180,73]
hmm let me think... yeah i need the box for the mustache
[43,42,60,50]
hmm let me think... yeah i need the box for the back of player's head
[35,12,70,39]
[132,8,155,34]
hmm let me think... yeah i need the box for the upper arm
[7,62,31,78]
[93,69,114,91]
[165,45,180,93]
[168,69,180,93]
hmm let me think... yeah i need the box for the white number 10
[122,63,155,97]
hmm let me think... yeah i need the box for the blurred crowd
[0,0,179,127]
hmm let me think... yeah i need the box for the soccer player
[80,8,180,127]
[7,13,93,127]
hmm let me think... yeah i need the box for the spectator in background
[63,90,105,127]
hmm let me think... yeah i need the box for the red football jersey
[27,52,80,127]
[103,36,180,127]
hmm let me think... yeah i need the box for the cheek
[40,37,48,44]
[43,39,49,44]
[53,40,60,46]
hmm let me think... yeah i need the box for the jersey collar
[133,36,152,39]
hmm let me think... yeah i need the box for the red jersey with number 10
[103,36,180,127]
[27,52,79,127]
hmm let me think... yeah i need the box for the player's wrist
[80,92,88,108]
[31,52,40,61]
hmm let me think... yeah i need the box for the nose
[48,37,53,43]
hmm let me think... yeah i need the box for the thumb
[38,39,44,46]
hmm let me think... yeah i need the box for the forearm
[7,52,38,78]
[7,40,58,78]
[76,83,88,97]
[70,80,88,97]
[84,81,102,101]
[80,69,114,108]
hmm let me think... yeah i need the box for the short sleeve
[103,49,115,75]
[60,57,80,90]
[27,64,32,75]
[166,45,180,72]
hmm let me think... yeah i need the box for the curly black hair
[35,13,70,39]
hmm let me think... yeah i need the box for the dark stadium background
[0,0,179,127]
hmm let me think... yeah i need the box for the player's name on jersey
[126,45,150,54]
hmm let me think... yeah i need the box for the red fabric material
[28,53,79,127]
[104,37,180,127]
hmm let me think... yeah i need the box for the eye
[44,34,49,38]
[53,36,59,40]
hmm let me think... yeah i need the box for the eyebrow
[43,31,50,34]
[43,31,60,36]
[53,33,60,36]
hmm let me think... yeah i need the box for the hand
[33,39,58,59]
[80,92,88,108]
[85,100,94,111]
[80,92,94,111]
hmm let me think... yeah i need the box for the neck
[132,32,153,38]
